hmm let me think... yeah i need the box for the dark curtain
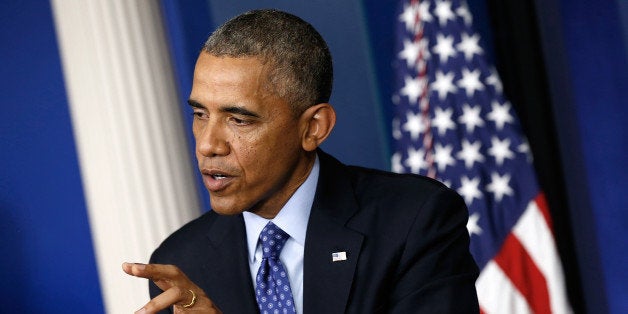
[483,0,590,312]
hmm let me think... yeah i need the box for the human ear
[300,103,336,152]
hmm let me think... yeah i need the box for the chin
[209,205,242,216]
[208,197,245,216]
[210,208,244,216]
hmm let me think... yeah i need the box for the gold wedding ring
[182,289,197,308]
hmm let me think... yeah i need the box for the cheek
[231,119,301,171]
[229,134,260,170]
[234,131,287,173]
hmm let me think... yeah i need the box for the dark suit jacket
[149,151,479,313]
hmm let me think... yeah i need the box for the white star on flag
[404,147,428,173]
[434,0,456,26]
[457,139,485,169]
[457,67,485,97]
[487,101,514,130]
[399,2,419,33]
[457,33,483,61]
[392,118,402,140]
[517,140,533,163]
[400,75,423,105]
[486,69,503,94]
[432,107,456,135]
[391,152,404,173]
[431,70,457,100]
[399,39,421,68]
[434,143,456,171]
[458,104,485,132]
[433,33,457,63]
[466,212,483,236]
[403,111,426,140]
[486,172,514,201]
[488,136,514,166]
[458,175,482,205]
[455,2,473,26]
[419,1,433,23]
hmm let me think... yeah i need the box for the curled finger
[136,285,193,314]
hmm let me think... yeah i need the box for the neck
[250,152,316,219]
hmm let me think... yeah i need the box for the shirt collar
[243,155,319,263]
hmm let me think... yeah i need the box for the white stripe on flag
[513,200,572,314]
[477,260,532,314]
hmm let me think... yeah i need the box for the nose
[196,119,230,157]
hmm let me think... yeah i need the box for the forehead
[190,52,288,110]
[190,53,270,101]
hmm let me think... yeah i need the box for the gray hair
[202,9,333,114]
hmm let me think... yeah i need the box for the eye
[192,110,208,120]
[229,116,252,126]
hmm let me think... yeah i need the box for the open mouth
[201,169,235,192]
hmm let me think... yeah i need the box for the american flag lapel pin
[332,251,347,262]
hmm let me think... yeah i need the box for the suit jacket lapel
[303,151,364,313]
[202,214,259,313]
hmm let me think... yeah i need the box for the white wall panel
[51,1,201,312]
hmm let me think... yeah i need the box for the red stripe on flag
[535,193,554,233]
[479,307,486,314]
[494,233,551,314]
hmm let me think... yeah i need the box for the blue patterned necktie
[255,222,297,314]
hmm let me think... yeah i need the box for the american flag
[391,0,572,312]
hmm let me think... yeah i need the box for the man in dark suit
[123,9,479,313]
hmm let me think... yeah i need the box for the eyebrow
[221,106,261,118]
[187,99,261,118]
[187,99,204,109]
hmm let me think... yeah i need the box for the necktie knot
[259,222,289,259]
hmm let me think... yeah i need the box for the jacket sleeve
[387,186,480,313]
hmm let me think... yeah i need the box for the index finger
[122,263,190,289]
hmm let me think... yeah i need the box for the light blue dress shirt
[242,156,319,314]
